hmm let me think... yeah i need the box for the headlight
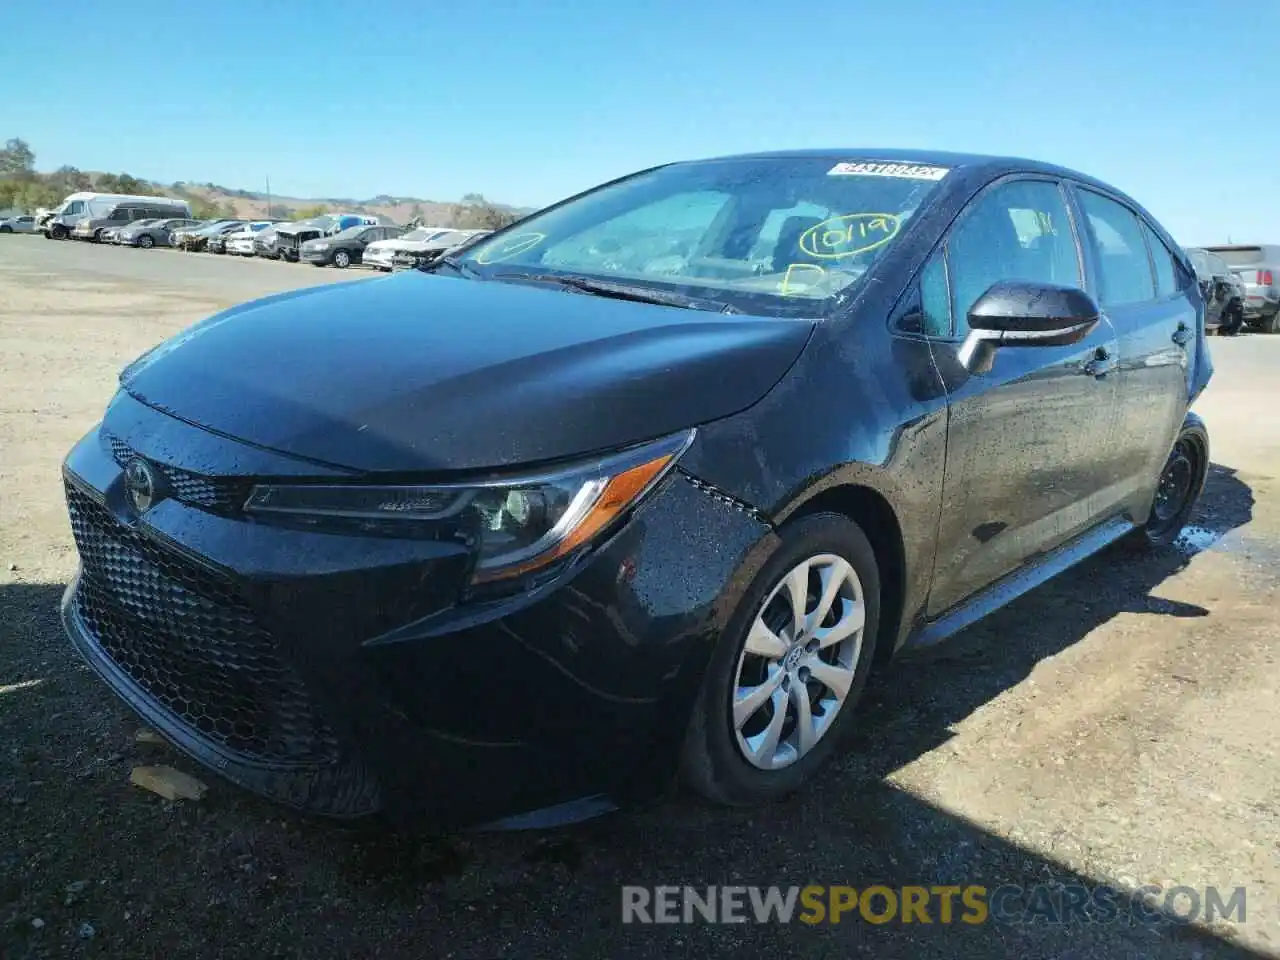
[243,430,694,583]
[312,242,329,250]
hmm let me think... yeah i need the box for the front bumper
[59,396,772,829]
[300,249,330,264]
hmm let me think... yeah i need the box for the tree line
[0,137,522,229]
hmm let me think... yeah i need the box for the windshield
[456,157,947,316]
[403,227,445,242]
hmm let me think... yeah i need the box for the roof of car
[690,148,1110,188]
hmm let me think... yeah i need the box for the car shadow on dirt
[0,464,1265,958]
[850,461,1255,777]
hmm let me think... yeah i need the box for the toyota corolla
[59,150,1212,829]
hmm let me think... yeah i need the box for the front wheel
[138,235,155,249]
[0,226,11,234]
[681,512,880,806]
[333,249,351,268]
[50,224,68,240]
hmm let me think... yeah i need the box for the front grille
[66,481,341,766]
[104,433,251,514]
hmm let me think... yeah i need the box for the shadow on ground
[0,464,1266,958]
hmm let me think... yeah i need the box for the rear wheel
[1129,420,1209,548]
[138,235,155,249]
[681,512,879,806]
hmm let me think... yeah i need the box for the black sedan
[59,149,1212,830]
[300,224,404,268]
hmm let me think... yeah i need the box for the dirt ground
[2,237,1278,959]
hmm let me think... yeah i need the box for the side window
[919,250,951,336]
[946,180,1081,333]
[1077,191,1155,306]
[893,249,951,336]
[1141,223,1178,298]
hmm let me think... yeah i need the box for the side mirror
[959,280,1100,374]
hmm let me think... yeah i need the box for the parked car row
[19,190,491,272]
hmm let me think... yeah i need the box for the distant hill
[0,138,532,226]
[166,180,535,227]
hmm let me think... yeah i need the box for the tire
[332,249,351,269]
[138,235,155,249]
[0,226,12,234]
[680,512,880,806]
[50,224,68,240]
[1127,418,1209,549]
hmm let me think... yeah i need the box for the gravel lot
[2,237,1278,959]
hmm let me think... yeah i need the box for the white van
[41,192,193,240]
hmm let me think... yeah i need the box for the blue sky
[3,0,1275,245]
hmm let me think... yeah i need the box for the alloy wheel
[731,553,865,771]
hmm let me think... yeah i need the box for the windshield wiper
[423,254,482,279]
[494,272,741,314]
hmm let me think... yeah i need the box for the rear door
[923,177,1123,615]
[1070,187,1197,524]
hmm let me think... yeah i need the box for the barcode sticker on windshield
[827,161,950,181]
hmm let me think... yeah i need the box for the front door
[924,178,1124,616]
[1071,188,1197,524]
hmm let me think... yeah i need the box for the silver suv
[1204,244,1280,332]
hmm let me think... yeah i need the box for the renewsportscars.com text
[621,884,1247,926]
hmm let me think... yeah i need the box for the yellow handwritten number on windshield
[799,213,900,259]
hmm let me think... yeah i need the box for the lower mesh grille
[66,480,340,766]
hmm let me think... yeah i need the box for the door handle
[1083,347,1117,378]
[1172,322,1193,346]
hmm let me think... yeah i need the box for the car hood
[367,238,429,254]
[120,272,815,473]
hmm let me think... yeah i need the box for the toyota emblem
[124,458,160,514]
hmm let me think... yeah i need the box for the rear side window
[1078,191,1155,306]
[1142,223,1180,297]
